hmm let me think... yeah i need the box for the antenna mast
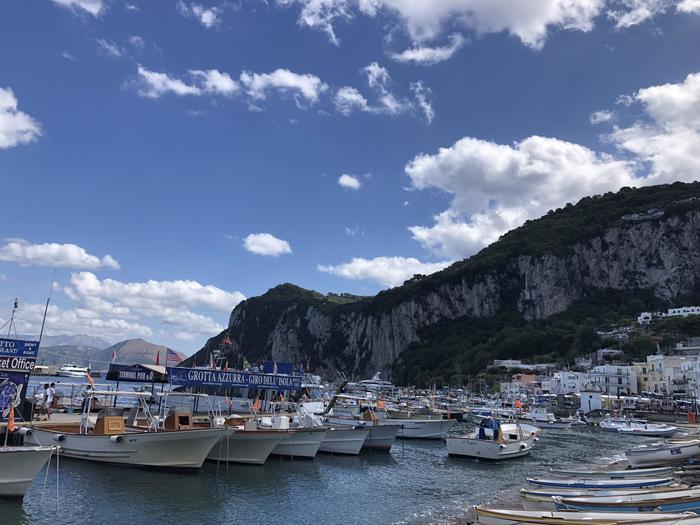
[38,268,57,345]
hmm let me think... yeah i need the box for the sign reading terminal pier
[167,367,302,391]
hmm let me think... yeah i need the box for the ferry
[57,363,89,378]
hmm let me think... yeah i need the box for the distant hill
[35,338,187,371]
[20,334,112,349]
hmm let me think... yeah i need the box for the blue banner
[168,367,301,390]
[0,337,39,372]
[107,364,168,383]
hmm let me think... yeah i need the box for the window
[618,377,622,384]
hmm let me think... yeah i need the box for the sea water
[1,422,650,525]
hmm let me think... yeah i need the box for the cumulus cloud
[239,69,328,106]
[391,33,466,65]
[410,81,434,123]
[279,0,605,49]
[135,65,201,98]
[0,239,120,269]
[52,0,104,16]
[96,38,123,58]
[177,1,223,28]
[189,69,239,95]
[590,110,614,124]
[678,0,700,12]
[607,0,673,27]
[242,233,293,256]
[0,88,42,149]
[334,86,371,115]
[338,174,362,189]
[318,256,452,287]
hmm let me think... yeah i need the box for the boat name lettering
[0,357,36,371]
[171,367,301,390]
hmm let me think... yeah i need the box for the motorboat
[269,427,327,459]
[57,364,89,378]
[318,426,370,455]
[377,414,452,439]
[519,407,571,430]
[474,507,700,524]
[30,390,226,469]
[626,440,700,468]
[520,486,689,511]
[207,421,284,465]
[323,415,400,451]
[549,465,677,478]
[0,445,54,498]
[527,477,675,489]
[617,424,678,437]
[555,487,700,513]
[446,420,539,460]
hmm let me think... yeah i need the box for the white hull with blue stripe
[554,487,700,513]
[527,477,674,489]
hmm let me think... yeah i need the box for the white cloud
[189,69,239,95]
[678,0,700,12]
[96,38,123,58]
[127,35,145,48]
[338,174,362,189]
[135,66,201,98]
[0,88,42,149]
[410,81,434,123]
[318,256,452,287]
[177,1,223,28]
[361,62,411,115]
[391,33,465,65]
[334,86,371,115]
[279,0,604,49]
[239,69,328,106]
[52,0,104,16]
[0,239,120,269]
[607,0,673,28]
[242,233,293,256]
[590,109,614,124]
[61,51,77,61]
[126,3,140,11]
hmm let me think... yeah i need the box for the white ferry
[57,363,89,378]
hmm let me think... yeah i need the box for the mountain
[186,182,700,383]
[36,338,187,371]
[19,334,112,349]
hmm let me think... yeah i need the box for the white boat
[527,477,675,489]
[30,391,226,469]
[323,415,400,451]
[555,487,700,513]
[549,465,677,478]
[0,445,54,498]
[380,417,453,439]
[626,440,700,468]
[270,428,327,459]
[520,408,571,430]
[520,486,688,511]
[474,507,700,524]
[57,363,89,378]
[207,427,284,465]
[318,426,369,455]
[446,421,539,461]
[617,424,678,437]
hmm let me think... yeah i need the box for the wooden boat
[0,445,54,498]
[446,421,539,460]
[31,391,226,469]
[527,477,675,489]
[318,426,370,455]
[474,507,700,524]
[626,440,700,468]
[549,466,677,478]
[520,486,689,511]
[555,487,700,513]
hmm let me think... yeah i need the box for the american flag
[166,348,183,365]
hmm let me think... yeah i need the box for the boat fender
[53,434,65,442]
[520,443,527,450]
[18,427,33,436]
[534,437,540,442]
[109,435,123,443]
[499,444,506,449]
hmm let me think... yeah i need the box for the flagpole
[38,268,57,346]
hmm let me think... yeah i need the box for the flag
[111,350,116,363]
[8,405,15,432]
[243,357,251,369]
[273,361,278,374]
[155,351,160,366]
[86,371,95,386]
[166,349,183,365]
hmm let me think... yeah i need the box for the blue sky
[0,0,699,353]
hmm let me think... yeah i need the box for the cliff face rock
[190,184,700,378]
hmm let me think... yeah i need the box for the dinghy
[549,465,676,478]
[527,477,675,489]
[474,507,700,524]
[520,486,689,511]
[555,487,700,513]
[626,440,700,468]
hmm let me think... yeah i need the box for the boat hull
[474,507,700,524]
[527,477,674,489]
[32,427,225,469]
[318,427,369,455]
[626,441,700,468]
[270,429,327,459]
[550,466,676,478]
[0,446,53,498]
[323,417,399,451]
[207,430,284,465]
[383,419,452,439]
[447,435,535,460]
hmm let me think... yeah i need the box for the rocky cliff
[188,182,700,379]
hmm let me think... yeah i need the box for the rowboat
[520,486,689,511]
[474,507,700,524]
[446,421,539,460]
[527,477,675,489]
[0,445,54,498]
[626,440,700,468]
[549,466,677,478]
[555,487,700,513]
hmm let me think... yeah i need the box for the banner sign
[168,367,301,391]
[0,337,38,372]
[262,361,293,375]
[106,364,168,383]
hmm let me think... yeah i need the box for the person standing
[49,383,57,410]
[44,383,53,420]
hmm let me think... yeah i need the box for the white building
[543,371,593,395]
[591,365,638,396]
[638,306,700,325]
[646,354,700,397]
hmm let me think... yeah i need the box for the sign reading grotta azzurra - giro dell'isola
[0,337,39,421]
[167,366,302,390]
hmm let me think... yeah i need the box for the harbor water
[2,415,649,525]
